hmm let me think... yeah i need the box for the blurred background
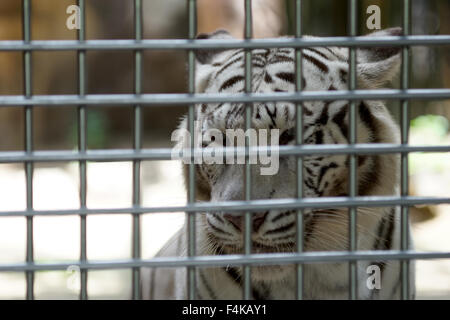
[0,0,449,299]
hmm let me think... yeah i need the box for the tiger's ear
[194,29,234,64]
[356,27,402,88]
[195,29,233,92]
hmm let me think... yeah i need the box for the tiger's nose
[223,212,268,232]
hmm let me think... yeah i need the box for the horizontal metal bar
[0,144,448,163]
[1,89,450,107]
[0,35,449,51]
[0,250,449,272]
[0,196,449,217]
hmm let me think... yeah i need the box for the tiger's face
[177,29,401,280]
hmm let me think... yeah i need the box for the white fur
[141,29,415,300]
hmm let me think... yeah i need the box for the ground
[0,156,448,299]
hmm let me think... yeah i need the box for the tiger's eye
[279,129,294,145]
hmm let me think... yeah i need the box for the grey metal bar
[0,0,446,303]
[294,0,304,301]
[1,89,450,106]
[0,1,447,301]
[243,0,253,301]
[1,196,449,217]
[348,0,358,300]
[187,0,197,301]
[22,0,34,301]
[132,0,142,301]
[0,35,449,51]
[77,0,88,301]
[0,144,448,164]
[1,250,449,272]
[401,0,412,300]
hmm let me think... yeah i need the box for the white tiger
[141,28,415,300]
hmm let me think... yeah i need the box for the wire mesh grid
[0,0,450,300]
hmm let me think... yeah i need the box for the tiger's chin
[207,234,296,282]
[227,244,295,282]
[250,264,295,282]
[208,236,295,256]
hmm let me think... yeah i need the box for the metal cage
[0,0,450,300]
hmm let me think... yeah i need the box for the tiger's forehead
[198,47,350,131]
[197,100,350,132]
[211,46,346,66]
[208,47,348,86]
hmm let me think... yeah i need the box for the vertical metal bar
[187,0,197,300]
[294,0,304,301]
[243,0,253,301]
[400,0,411,300]
[77,0,88,301]
[348,0,358,300]
[23,0,34,301]
[132,0,143,300]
